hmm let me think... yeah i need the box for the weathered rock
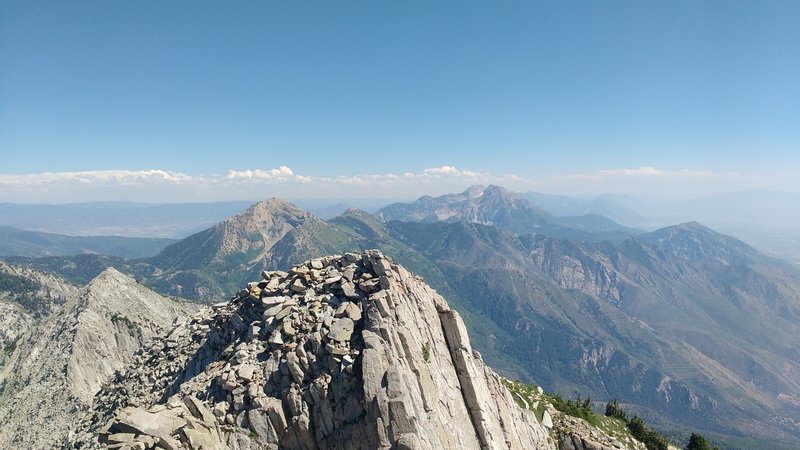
[268,329,284,345]
[70,251,554,450]
[328,317,354,342]
[263,303,284,317]
[542,409,553,428]
[290,278,306,293]
[262,295,287,306]
[325,342,350,356]
[340,281,359,298]
[110,407,184,438]
[238,365,256,382]
[106,433,135,444]
[334,301,362,322]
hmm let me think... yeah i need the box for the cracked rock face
[72,250,554,450]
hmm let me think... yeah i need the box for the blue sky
[0,1,798,202]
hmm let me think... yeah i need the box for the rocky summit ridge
[0,267,193,450]
[72,250,555,450]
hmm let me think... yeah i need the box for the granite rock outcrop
[73,251,555,450]
[0,268,192,449]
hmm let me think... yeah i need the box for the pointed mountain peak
[484,184,506,192]
[238,198,314,221]
[376,184,557,233]
[212,198,318,241]
[0,265,193,448]
[462,184,486,197]
[219,198,318,241]
[149,199,319,299]
[80,267,178,315]
[91,266,128,282]
[481,184,515,199]
[81,267,138,299]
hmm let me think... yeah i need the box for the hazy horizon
[0,165,798,204]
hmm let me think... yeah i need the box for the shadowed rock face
[72,251,555,450]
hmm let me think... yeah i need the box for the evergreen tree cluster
[550,393,599,426]
[602,400,718,450]
[626,415,670,450]
[685,432,720,450]
[604,399,628,421]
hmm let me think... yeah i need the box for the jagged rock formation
[148,198,321,301]
[376,185,636,242]
[376,185,557,234]
[155,198,317,270]
[72,251,555,449]
[0,259,77,364]
[0,268,193,449]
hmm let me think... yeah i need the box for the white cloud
[306,166,490,189]
[0,165,785,203]
[224,166,307,181]
[0,165,522,202]
[0,169,195,187]
[596,166,663,177]
[419,165,481,178]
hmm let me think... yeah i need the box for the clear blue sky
[0,1,798,201]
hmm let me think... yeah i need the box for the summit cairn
[72,250,553,450]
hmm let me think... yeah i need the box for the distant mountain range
[3,188,798,264]
[5,187,800,448]
[518,189,800,265]
[377,185,641,242]
[520,191,650,228]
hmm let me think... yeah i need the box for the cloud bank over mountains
[0,165,795,203]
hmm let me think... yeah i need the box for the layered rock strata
[73,250,554,450]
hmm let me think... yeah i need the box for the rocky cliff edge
[72,250,555,450]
